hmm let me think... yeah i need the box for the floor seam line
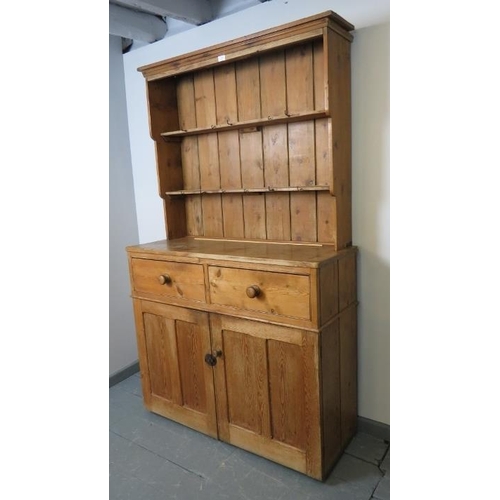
[109,429,208,481]
[370,445,389,499]
[343,451,386,467]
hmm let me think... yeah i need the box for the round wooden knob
[246,285,261,298]
[158,274,171,285]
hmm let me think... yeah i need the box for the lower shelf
[165,185,331,196]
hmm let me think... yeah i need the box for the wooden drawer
[131,259,206,302]
[208,266,310,320]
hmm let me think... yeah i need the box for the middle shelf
[161,110,329,138]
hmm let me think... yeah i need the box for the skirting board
[109,362,390,441]
[109,360,140,388]
[357,416,390,442]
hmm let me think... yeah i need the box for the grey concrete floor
[110,374,390,500]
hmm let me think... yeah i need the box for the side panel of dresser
[318,250,358,477]
[131,299,218,438]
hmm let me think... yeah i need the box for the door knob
[204,350,222,366]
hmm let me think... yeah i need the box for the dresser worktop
[127,237,356,268]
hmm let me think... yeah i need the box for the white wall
[352,23,390,424]
[122,2,390,424]
[109,35,140,376]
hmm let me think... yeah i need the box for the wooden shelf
[165,185,331,196]
[161,110,329,138]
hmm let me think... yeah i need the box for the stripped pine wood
[288,122,315,187]
[216,130,244,237]
[193,68,217,128]
[285,43,315,114]
[147,78,186,239]
[339,35,353,248]
[130,258,206,302]
[180,152,202,237]
[194,69,223,236]
[139,302,218,438]
[316,115,336,244]
[131,12,356,481]
[313,38,327,111]
[319,258,339,324]
[302,332,322,478]
[268,339,306,449]
[200,186,224,236]
[240,147,267,240]
[220,185,245,238]
[214,63,238,125]
[338,252,357,311]
[262,128,290,240]
[153,140,183,193]
[184,195,203,236]
[156,141,187,240]
[208,265,311,320]
[317,193,337,245]
[290,192,318,242]
[138,12,353,80]
[236,58,267,239]
[208,314,230,440]
[176,74,197,130]
[236,59,261,121]
[175,319,208,412]
[143,314,177,402]
[177,74,203,235]
[286,43,317,242]
[210,315,318,475]
[260,49,290,240]
[214,64,244,238]
[210,314,304,345]
[328,30,352,249]
[146,78,179,139]
[148,396,215,437]
[222,330,271,436]
[181,136,203,236]
[339,305,357,448]
[166,186,329,196]
[132,299,152,408]
[313,39,329,191]
[227,426,307,474]
[320,320,342,476]
[161,110,328,137]
[259,49,286,117]
[314,36,337,244]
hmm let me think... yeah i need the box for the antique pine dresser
[126,11,358,481]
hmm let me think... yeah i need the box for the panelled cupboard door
[133,300,218,438]
[210,315,323,479]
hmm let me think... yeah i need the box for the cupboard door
[210,315,322,479]
[133,300,218,438]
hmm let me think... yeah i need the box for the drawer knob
[246,285,261,298]
[158,274,172,285]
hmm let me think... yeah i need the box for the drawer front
[131,259,206,302]
[208,266,310,320]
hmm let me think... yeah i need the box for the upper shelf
[161,110,329,138]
